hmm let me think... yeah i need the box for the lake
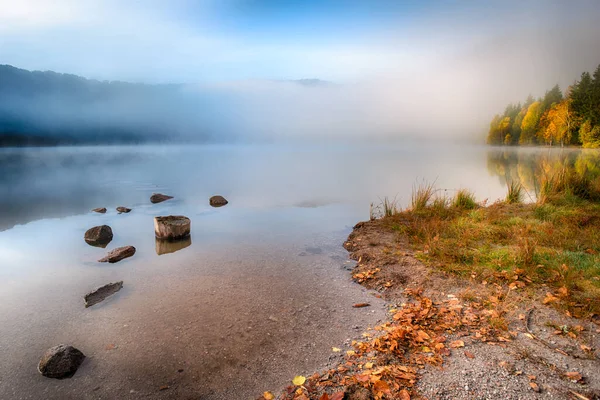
[0,144,584,399]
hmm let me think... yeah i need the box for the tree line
[487,64,600,147]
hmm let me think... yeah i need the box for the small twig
[524,308,585,359]
[569,390,591,400]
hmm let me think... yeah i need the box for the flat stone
[38,344,85,379]
[150,193,173,204]
[116,206,131,214]
[98,246,136,263]
[84,281,123,307]
[92,207,107,213]
[84,225,113,247]
[209,195,228,207]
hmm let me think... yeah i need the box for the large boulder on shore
[116,206,131,214]
[98,246,136,263]
[84,281,123,307]
[91,207,106,213]
[209,195,228,207]
[84,225,113,247]
[150,193,173,204]
[38,344,85,379]
[154,216,191,240]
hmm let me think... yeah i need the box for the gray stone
[84,225,113,247]
[84,281,123,307]
[38,344,85,379]
[116,206,131,213]
[150,193,173,204]
[91,207,107,213]
[209,195,228,207]
[154,216,191,240]
[98,246,136,263]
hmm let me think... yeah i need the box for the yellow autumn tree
[520,101,542,144]
[541,100,574,146]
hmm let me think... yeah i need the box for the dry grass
[505,181,523,204]
[384,185,600,316]
[411,181,436,211]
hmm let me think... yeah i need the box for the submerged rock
[209,195,228,207]
[98,246,136,263]
[84,281,123,307]
[155,236,192,255]
[150,193,173,204]
[116,206,131,214]
[38,344,85,379]
[92,207,107,213]
[154,216,191,240]
[84,225,113,247]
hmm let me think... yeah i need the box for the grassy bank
[383,173,600,317]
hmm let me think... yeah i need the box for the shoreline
[264,203,600,399]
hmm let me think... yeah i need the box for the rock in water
[92,207,107,213]
[84,281,123,307]
[38,344,85,379]
[84,225,113,247]
[150,193,173,204]
[116,206,131,214]
[209,195,228,207]
[98,246,136,263]
[154,216,191,240]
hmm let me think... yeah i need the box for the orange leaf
[529,382,540,392]
[330,392,344,400]
[319,394,330,400]
[543,292,559,304]
[398,389,411,400]
[464,350,475,359]
[353,303,371,308]
[565,371,583,382]
[450,340,465,348]
[373,380,391,395]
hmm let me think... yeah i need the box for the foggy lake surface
[0,144,565,399]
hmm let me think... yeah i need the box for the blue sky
[3,0,598,84]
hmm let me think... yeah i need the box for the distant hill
[0,64,331,146]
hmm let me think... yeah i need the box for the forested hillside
[487,64,600,147]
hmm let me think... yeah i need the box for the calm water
[0,144,583,399]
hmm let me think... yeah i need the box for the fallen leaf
[565,371,583,382]
[319,394,330,400]
[373,380,391,395]
[105,343,116,350]
[580,344,592,352]
[330,392,344,400]
[398,389,411,400]
[292,375,306,386]
[332,347,341,352]
[543,292,559,304]
[346,350,356,356]
[364,362,374,369]
[353,303,371,308]
[159,385,169,391]
[263,391,275,400]
[450,340,465,348]
[529,382,540,392]
[464,350,475,359]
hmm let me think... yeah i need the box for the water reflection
[486,148,600,199]
[155,236,192,255]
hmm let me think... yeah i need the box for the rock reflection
[155,236,192,255]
